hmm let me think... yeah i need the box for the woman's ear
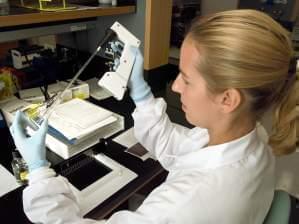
[218,88,242,114]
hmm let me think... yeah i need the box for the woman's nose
[171,74,181,93]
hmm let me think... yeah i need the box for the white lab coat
[23,95,275,224]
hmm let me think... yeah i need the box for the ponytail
[269,75,297,155]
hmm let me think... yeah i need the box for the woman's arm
[23,168,155,224]
[132,95,209,169]
[23,167,100,224]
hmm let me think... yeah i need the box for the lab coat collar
[169,127,261,170]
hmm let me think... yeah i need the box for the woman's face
[172,39,221,128]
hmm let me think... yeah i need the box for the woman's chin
[182,104,187,112]
[184,113,204,128]
[184,113,194,125]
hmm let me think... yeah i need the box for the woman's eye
[183,79,190,85]
[179,73,190,85]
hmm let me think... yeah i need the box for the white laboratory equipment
[98,21,140,100]
[59,152,137,215]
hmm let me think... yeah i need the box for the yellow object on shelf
[20,0,77,11]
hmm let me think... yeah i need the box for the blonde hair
[187,9,296,156]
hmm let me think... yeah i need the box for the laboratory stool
[263,190,291,224]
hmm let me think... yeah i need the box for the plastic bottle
[11,151,29,185]
[0,0,9,16]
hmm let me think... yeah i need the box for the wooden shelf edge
[0,5,135,28]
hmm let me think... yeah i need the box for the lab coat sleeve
[132,95,207,168]
[23,167,160,224]
[23,167,102,224]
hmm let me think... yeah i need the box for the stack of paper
[48,99,116,143]
[1,97,124,160]
[44,98,124,159]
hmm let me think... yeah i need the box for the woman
[10,9,296,224]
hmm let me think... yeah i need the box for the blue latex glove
[128,46,152,102]
[10,111,49,172]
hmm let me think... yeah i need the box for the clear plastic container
[11,151,29,185]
